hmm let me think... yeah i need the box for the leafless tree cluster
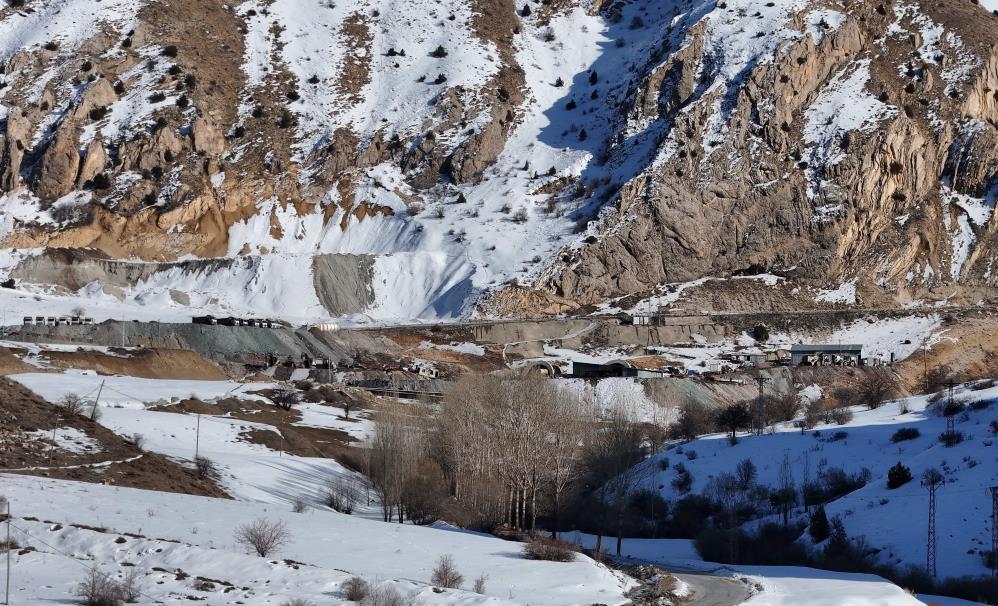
[428,374,595,534]
[368,403,426,523]
[322,475,362,514]
[854,368,899,409]
[362,373,648,556]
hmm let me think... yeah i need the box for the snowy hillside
[1,0,996,321]
[9,370,376,503]
[633,380,998,579]
[0,474,631,605]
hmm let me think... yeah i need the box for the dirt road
[675,571,750,606]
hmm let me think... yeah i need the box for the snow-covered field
[0,474,632,606]
[633,382,998,579]
[9,370,375,504]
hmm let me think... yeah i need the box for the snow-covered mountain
[1,0,997,322]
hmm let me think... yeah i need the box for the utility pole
[49,412,60,466]
[2,496,10,606]
[90,380,105,421]
[194,413,201,459]
[922,470,944,577]
[922,344,928,394]
[990,486,997,579]
[753,375,770,435]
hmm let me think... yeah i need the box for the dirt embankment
[0,379,228,497]
[895,316,998,389]
[0,345,226,380]
[46,348,227,380]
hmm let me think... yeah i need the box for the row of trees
[365,374,648,555]
[362,367,908,554]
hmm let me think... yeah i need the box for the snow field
[0,474,633,605]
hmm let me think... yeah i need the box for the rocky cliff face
[538,0,998,311]
[0,0,995,321]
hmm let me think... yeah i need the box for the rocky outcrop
[539,0,998,309]
[76,139,108,188]
[36,125,82,201]
[0,109,31,190]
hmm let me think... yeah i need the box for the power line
[6,518,167,605]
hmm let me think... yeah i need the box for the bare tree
[234,518,291,557]
[271,388,300,411]
[771,453,797,526]
[59,393,87,416]
[75,569,125,606]
[322,475,360,514]
[715,401,752,440]
[766,392,803,423]
[194,456,220,482]
[546,386,589,538]
[430,554,464,589]
[586,403,643,557]
[670,396,713,440]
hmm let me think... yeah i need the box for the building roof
[790,344,863,353]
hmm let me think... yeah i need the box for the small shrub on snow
[968,398,990,411]
[886,462,912,489]
[942,401,965,416]
[829,408,853,425]
[473,573,487,594]
[361,584,411,606]
[430,554,463,588]
[938,431,964,447]
[671,463,693,494]
[891,427,920,442]
[75,569,125,606]
[522,536,578,562]
[342,577,369,601]
[194,456,220,482]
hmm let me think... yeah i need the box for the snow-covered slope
[1,0,997,322]
[633,381,998,579]
[0,474,631,605]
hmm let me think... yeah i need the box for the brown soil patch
[45,348,227,380]
[152,396,365,462]
[0,379,227,497]
[0,347,43,376]
[896,315,998,390]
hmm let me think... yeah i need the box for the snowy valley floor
[0,362,994,604]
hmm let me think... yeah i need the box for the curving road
[674,572,750,606]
